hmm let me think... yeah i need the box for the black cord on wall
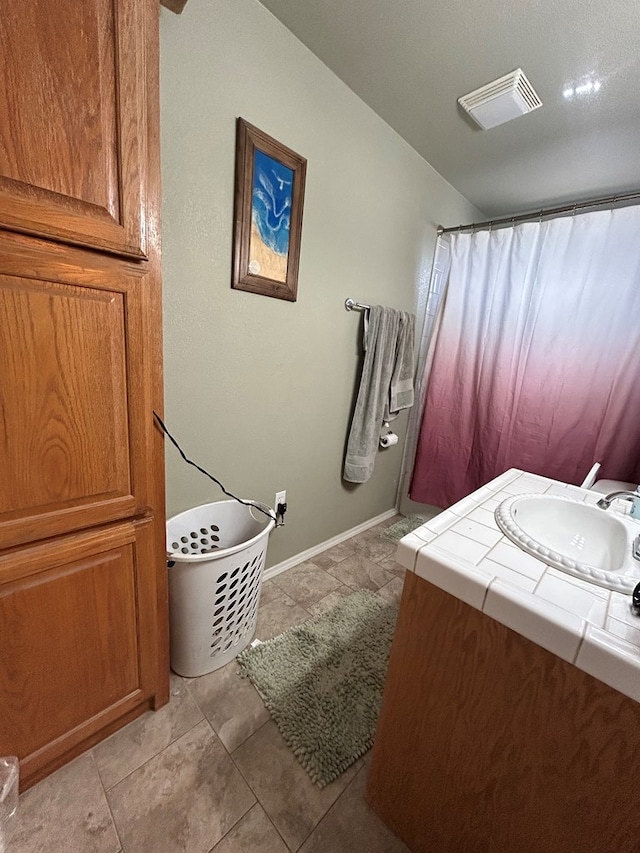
[153,412,275,522]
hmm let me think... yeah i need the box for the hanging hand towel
[385,310,415,421]
[344,306,415,483]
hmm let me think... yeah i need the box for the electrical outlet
[275,490,286,511]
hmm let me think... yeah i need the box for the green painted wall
[159,0,479,566]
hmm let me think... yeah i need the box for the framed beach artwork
[232,118,307,302]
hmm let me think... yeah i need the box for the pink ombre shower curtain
[410,206,640,508]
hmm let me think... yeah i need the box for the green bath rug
[380,515,426,542]
[237,589,398,787]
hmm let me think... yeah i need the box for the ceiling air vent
[458,68,542,130]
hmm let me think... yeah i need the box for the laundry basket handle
[248,501,277,524]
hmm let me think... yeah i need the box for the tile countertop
[397,469,640,704]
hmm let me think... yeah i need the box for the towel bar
[345,298,370,312]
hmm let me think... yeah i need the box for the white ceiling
[259,0,640,219]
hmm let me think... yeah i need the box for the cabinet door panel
[0,271,138,548]
[0,525,140,767]
[0,0,148,257]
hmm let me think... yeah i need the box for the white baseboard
[263,508,398,581]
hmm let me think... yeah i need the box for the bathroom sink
[495,494,640,592]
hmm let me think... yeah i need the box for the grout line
[263,508,398,580]
[215,695,272,757]
[107,717,256,851]
[224,719,284,842]
[101,715,206,793]
[89,750,124,852]
[294,761,367,851]
[204,799,257,853]
[260,803,293,853]
[206,802,291,853]
[479,577,491,611]
[269,563,345,600]
[229,715,272,761]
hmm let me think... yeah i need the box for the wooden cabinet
[0,0,168,790]
[367,573,640,852]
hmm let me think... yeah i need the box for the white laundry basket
[166,500,275,677]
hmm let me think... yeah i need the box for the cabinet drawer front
[0,0,150,258]
[0,525,141,765]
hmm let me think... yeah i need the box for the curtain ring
[571,203,577,217]
[538,210,543,223]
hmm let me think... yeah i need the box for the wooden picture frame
[232,118,307,302]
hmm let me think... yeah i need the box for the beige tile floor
[7,516,415,853]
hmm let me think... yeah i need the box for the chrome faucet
[597,491,639,510]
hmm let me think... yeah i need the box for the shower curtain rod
[437,189,640,235]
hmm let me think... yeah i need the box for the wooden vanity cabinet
[368,572,640,852]
[0,0,169,790]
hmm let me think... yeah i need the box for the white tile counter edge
[399,469,640,703]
